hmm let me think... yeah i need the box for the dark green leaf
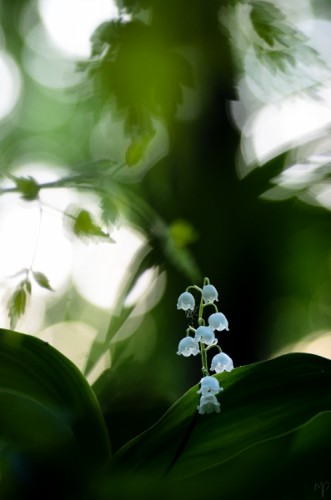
[251,1,286,23]
[13,176,40,201]
[90,20,122,56]
[124,105,154,137]
[8,285,27,329]
[24,278,32,295]
[169,219,199,248]
[250,1,307,72]
[107,353,331,479]
[73,209,114,242]
[257,48,296,74]
[166,411,331,500]
[32,271,54,291]
[0,328,110,494]
[125,140,146,166]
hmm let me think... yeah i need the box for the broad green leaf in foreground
[0,328,110,496]
[171,410,331,500]
[107,353,331,480]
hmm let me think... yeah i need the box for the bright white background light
[0,51,21,121]
[0,162,155,334]
[0,163,73,292]
[230,15,331,174]
[38,0,119,58]
[248,95,331,165]
[72,225,146,309]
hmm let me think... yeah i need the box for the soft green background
[0,0,331,498]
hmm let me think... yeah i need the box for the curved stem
[203,302,218,313]
[186,284,202,293]
[186,326,195,336]
[206,343,222,353]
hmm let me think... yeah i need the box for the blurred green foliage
[0,0,330,401]
[0,0,331,497]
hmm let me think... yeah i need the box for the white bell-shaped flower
[177,337,200,357]
[194,326,216,346]
[202,284,218,303]
[210,352,234,373]
[208,312,229,331]
[197,376,223,396]
[197,394,220,414]
[177,291,195,311]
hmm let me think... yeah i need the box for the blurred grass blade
[84,243,152,376]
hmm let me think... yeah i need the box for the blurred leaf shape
[107,353,331,480]
[169,219,199,249]
[90,20,123,58]
[125,130,156,166]
[249,1,318,75]
[7,282,29,329]
[7,273,53,329]
[100,193,120,227]
[250,1,296,48]
[67,207,114,242]
[32,271,54,291]
[261,137,331,209]
[0,328,110,494]
[86,20,194,134]
[10,175,40,201]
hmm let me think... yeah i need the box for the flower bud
[177,291,195,311]
[177,337,200,357]
[210,352,234,373]
[202,284,218,303]
[208,312,229,331]
[197,394,221,414]
[194,326,216,346]
[197,376,223,396]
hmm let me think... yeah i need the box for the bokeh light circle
[0,51,21,121]
[38,0,118,58]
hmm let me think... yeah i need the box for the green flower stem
[186,285,202,293]
[198,279,209,376]
[198,291,204,320]
[203,302,218,313]
[200,342,209,376]
[186,326,195,336]
[206,344,222,352]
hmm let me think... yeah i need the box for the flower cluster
[177,278,233,414]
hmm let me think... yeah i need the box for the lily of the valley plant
[177,277,233,414]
